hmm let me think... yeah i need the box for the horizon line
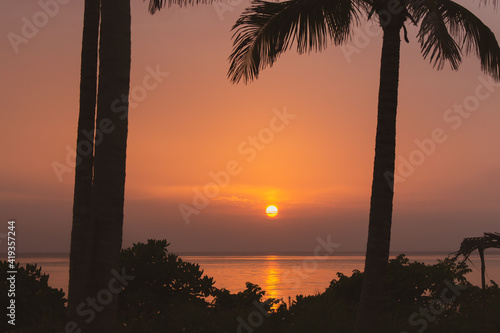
[5,249,500,257]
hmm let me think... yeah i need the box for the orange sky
[1,0,499,253]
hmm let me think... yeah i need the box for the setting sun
[266,205,278,218]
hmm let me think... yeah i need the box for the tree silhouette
[227,0,500,331]
[69,0,218,331]
[68,0,99,327]
[68,0,131,332]
[454,232,500,331]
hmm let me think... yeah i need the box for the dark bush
[0,261,66,332]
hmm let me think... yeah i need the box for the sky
[1,0,499,254]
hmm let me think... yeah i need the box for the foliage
[4,242,499,332]
[228,0,500,83]
[118,240,282,333]
[263,254,500,333]
[116,242,500,332]
[0,261,66,332]
[212,282,278,310]
[118,239,215,332]
[118,239,279,332]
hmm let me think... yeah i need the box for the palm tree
[85,0,132,330]
[68,0,217,331]
[454,232,500,330]
[227,0,500,331]
[67,0,132,330]
[68,0,100,327]
[68,0,131,331]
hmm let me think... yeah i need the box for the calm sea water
[15,252,500,302]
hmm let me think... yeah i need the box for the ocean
[14,251,500,302]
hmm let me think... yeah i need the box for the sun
[266,205,278,218]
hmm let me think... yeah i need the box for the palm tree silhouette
[227,0,500,331]
[68,0,99,328]
[68,0,131,331]
[69,0,217,331]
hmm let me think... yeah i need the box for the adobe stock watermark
[60,268,135,333]
[282,234,340,290]
[213,0,247,21]
[236,300,272,333]
[400,280,467,333]
[7,0,72,54]
[178,107,297,224]
[341,20,381,63]
[52,65,169,182]
[385,75,499,188]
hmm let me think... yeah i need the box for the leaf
[228,0,363,83]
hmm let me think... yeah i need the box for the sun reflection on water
[264,256,282,308]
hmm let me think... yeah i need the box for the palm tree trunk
[479,247,486,332]
[87,0,131,331]
[354,24,401,333]
[68,0,100,325]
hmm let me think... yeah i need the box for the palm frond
[409,0,500,79]
[146,0,215,14]
[409,0,462,70]
[228,0,363,84]
[443,0,500,79]
[475,0,499,10]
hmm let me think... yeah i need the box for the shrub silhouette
[118,239,215,331]
[3,242,498,332]
[266,255,500,333]
[0,261,66,332]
